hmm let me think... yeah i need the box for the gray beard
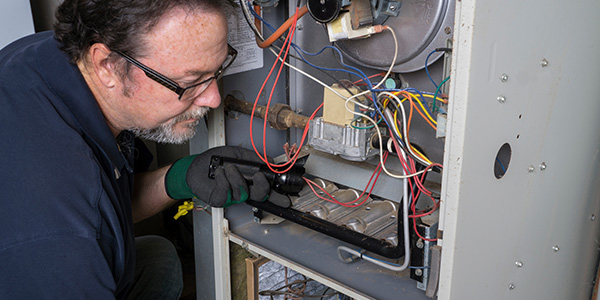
[129,106,210,144]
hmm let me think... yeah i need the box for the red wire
[410,198,439,218]
[247,7,326,175]
[413,217,437,242]
[249,7,305,174]
[261,11,298,159]
[302,152,387,208]
[387,132,442,241]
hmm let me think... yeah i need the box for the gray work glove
[165,146,270,207]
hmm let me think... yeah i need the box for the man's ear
[88,43,120,88]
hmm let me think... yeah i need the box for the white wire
[387,138,394,153]
[247,8,411,270]
[240,0,264,40]
[251,6,427,171]
[371,26,398,90]
[268,48,356,102]
[380,92,431,166]
[336,27,399,112]
[242,0,353,103]
[343,100,425,179]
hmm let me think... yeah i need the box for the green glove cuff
[165,155,197,200]
[223,186,249,208]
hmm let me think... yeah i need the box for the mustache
[171,106,210,124]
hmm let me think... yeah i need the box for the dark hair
[54,0,233,64]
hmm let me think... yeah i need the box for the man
[0,0,270,298]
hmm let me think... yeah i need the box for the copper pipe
[224,94,309,130]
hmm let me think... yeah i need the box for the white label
[225,6,263,76]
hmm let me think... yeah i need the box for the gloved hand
[164,146,271,207]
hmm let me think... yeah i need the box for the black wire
[320,286,332,300]
[435,47,452,53]
[379,97,441,170]
[378,99,411,155]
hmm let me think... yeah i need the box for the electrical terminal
[327,12,385,42]
[174,200,194,220]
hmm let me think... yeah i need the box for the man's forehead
[144,8,228,74]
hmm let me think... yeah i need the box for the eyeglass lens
[179,50,236,101]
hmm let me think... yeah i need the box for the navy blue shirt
[0,32,136,299]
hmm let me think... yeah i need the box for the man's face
[119,7,229,144]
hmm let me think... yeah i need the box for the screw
[540,59,549,67]
[539,162,547,171]
[296,24,303,31]
[444,26,452,34]
[497,95,506,103]
[528,165,535,173]
[552,245,560,252]
[263,229,270,235]
[365,206,372,211]
[389,4,397,10]
[515,261,523,268]
[500,73,509,82]
[416,240,424,249]
[415,269,423,276]
[508,283,515,290]
[252,207,258,212]
[591,214,596,221]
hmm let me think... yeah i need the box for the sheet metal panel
[439,0,600,299]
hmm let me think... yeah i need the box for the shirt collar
[38,32,126,171]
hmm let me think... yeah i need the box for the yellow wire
[377,93,435,164]
[422,93,448,103]
[390,91,437,126]
[411,146,432,165]
[392,108,433,165]
[405,92,437,126]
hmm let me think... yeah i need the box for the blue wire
[371,87,436,117]
[290,44,370,84]
[251,5,373,86]
[249,2,409,148]
[425,50,438,88]
[496,157,506,173]
[248,1,277,33]
[405,88,433,115]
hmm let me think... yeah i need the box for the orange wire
[392,91,437,130]
[402,92,434,162]
[254,5,308,48]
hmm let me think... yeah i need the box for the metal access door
[438,0,600,299]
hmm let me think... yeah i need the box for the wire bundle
[240,0,451,270]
